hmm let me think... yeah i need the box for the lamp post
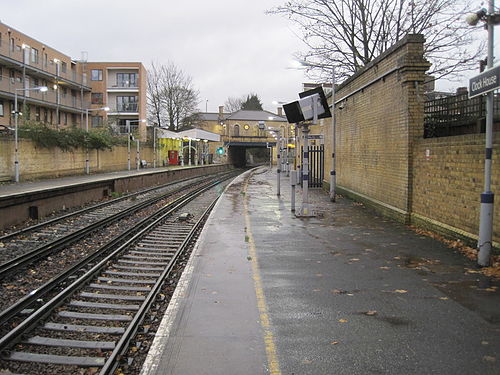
[14,86,48,182]
[330,66,336,202]
[85,106,109,174]
[125,119,146,170]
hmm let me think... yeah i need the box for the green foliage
[18,121,122,151]
[241,93,263,111]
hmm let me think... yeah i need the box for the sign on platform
[469,65,500,98]
[307,134,324,140]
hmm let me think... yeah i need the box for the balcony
[107,83,139,93]
[0,78,89,113]
[0,45,90,90]
[107,103,139,116]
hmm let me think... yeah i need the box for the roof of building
[157,128,220,142]
[198,112,228,121]
[226,109,287,122]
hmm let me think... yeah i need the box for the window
[116,73,138,87]
[118,119,137,134]
[117,96,138,112]
[10,38,14,52]
[43,108,48,123]
[233,124,240,136]
[91,116,103,127]
[44,53,48,68]
[33,78,39,87]
[91,93,103,104]
[61,61,67,73]
[91,69,102,81]
[0,66,2,81]
[62,87,67,98]
[35,106,40,121]
[0,100,4,117]
[31,48,39,64]
[71,113,77,126]
[63,112,67,125]
[0,33,2,47]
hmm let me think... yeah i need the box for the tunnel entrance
[227,145,273,167]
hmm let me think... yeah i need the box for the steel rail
[0,172,230,277]
[0,172,217,243]
[0,173,233,327]
[100,196,218,375]
[0,175,229,353]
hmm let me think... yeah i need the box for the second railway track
[0,168,240,375]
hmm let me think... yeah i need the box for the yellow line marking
[243,175,282,375]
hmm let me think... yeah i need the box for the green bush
[18,121,124,151]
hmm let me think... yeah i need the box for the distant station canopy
[283,87,332,124]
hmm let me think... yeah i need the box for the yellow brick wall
[332,35,429,216]
[412,134,500,243]
[0,139,154,181]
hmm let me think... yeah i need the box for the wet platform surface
[141,166,500,375]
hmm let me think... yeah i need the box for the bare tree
[224,96,245,113]
[224,93,264,112]
[268,0,483,82]
[147,62,200,131]
[147,62,166,128]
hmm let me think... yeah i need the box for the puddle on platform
[404,256,463,274]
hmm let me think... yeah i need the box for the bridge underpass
[226,142,276,167]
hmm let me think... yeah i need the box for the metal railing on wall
[424,92,500,138]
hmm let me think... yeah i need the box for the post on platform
[277,134,281,196]
[466,0,499,266]
[290,169,297,212]
[282,86,331,217]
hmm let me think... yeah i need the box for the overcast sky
[1,0,308,114]
[1,0,493,114]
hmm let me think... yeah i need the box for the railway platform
[0,166,183,197]
[0,164,230,230]
[141,166,500,375]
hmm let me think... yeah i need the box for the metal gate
[300,144,324,188]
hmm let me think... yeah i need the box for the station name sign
[469,65,500,98]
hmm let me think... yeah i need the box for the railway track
[0,171,232,277]
[0,170,236,374]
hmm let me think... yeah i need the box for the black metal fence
[300,145,324,188]
[424,92,500,138]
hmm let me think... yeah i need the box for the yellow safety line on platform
[243,176,282,375]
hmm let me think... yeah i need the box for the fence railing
[424,92,500,138]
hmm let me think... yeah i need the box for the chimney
[277,107,283,117]
[218,105,224,122]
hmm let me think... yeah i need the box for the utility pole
[478,0,496,266]
[330,66,336,202]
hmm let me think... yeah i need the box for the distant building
[0,22,148,139]
[0,21,91,129]
[86,62,148,139]
[197,105,289,164]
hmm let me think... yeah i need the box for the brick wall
[333,34,429,220]
[412,134,500,244]
[0,139,154,181]
[323,34,499,247]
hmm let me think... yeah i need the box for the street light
[125,119,146,170]
[84,106,110,174]
[466,1,500,266]
[13,86,48,182]
[147,123,161,168]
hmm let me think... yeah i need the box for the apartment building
[0,22,91,129]
[86,62,147,139]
